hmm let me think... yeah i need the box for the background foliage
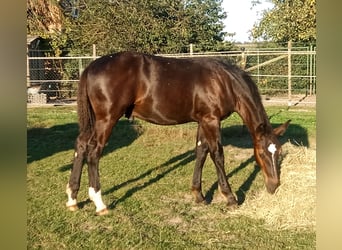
[251,0,316,44]
[27,0,316,55]
[28,0,233,55]
[27,0,316,100]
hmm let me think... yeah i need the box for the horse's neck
[235,96,270,141]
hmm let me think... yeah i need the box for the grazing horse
[66,51,290,215]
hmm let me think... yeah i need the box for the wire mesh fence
[27,45,316,104]
[27,56,94,102]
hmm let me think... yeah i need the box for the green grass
[27,105,316,249]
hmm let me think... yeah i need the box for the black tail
[77,68,95,134]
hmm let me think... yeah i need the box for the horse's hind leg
[200,118,238,207]
[86,118,116,215]
[192,125,209,203]
[66,132,90,211]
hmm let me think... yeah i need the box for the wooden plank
[245,54,287,72]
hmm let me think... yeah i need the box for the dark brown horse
[66,51,290,215]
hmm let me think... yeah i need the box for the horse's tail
[77,67,95,134]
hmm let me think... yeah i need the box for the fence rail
[27,45,316,105]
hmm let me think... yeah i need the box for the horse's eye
[258,149,265,156]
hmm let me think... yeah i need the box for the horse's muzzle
[266,179,280,194]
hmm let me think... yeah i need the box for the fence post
[309,44,313,96]
[189,43,193,56]
[79,58,83,77]
[92,44,96,60]
[287,40,292,106]
[27,47,30,87]
[240,47,246,70]
[313,46,316,94]
[257,49,260,85]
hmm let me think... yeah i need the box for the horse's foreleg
[66,134,88,211]
[192,125,209,203]
[209,143,238,207]
[202,119,238,208]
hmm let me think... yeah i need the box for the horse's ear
[273,120,291,136]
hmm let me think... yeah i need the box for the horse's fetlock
[66,183,78,209]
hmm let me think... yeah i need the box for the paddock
[27,105,316,249]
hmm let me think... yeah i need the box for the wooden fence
[27,43,316,105]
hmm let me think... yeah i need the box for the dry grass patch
[231,142,316,230]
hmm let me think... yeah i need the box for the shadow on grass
[204,156,258,205]
[221,123,310,148]
[105,150,195,209]
[27,120,142,167]
[206,122,307,205]
[102,121,308,208]
[27,111,308,207]
[76,150,196,210]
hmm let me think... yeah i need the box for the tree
[60,0,231,55]
[251,0,316,44]
[27,0,68,55]
[27,0,63,34]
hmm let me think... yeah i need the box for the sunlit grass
[27,105,316,249]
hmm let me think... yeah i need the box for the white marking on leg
[197,140,202,146]
[74,152,78,158]
[66,184,77,208]
[89,187,107,213]
[267,143,277,178]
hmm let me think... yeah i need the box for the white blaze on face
[88,187,107,213]
[267,143,277,178]
[268,143,277,154]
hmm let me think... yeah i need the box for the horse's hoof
[227,203,238,210]
[195,196,205,204]
[66,204,78,211]
[227,197,238,209]
[192,190,205,204]
[194,197,208,205]
[202,199,209,205]
[96,208,109,216]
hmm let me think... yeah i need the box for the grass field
[27,105,316,249]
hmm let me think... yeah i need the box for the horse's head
[254,120,291,194]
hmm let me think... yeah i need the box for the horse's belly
[132,102,194,125]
